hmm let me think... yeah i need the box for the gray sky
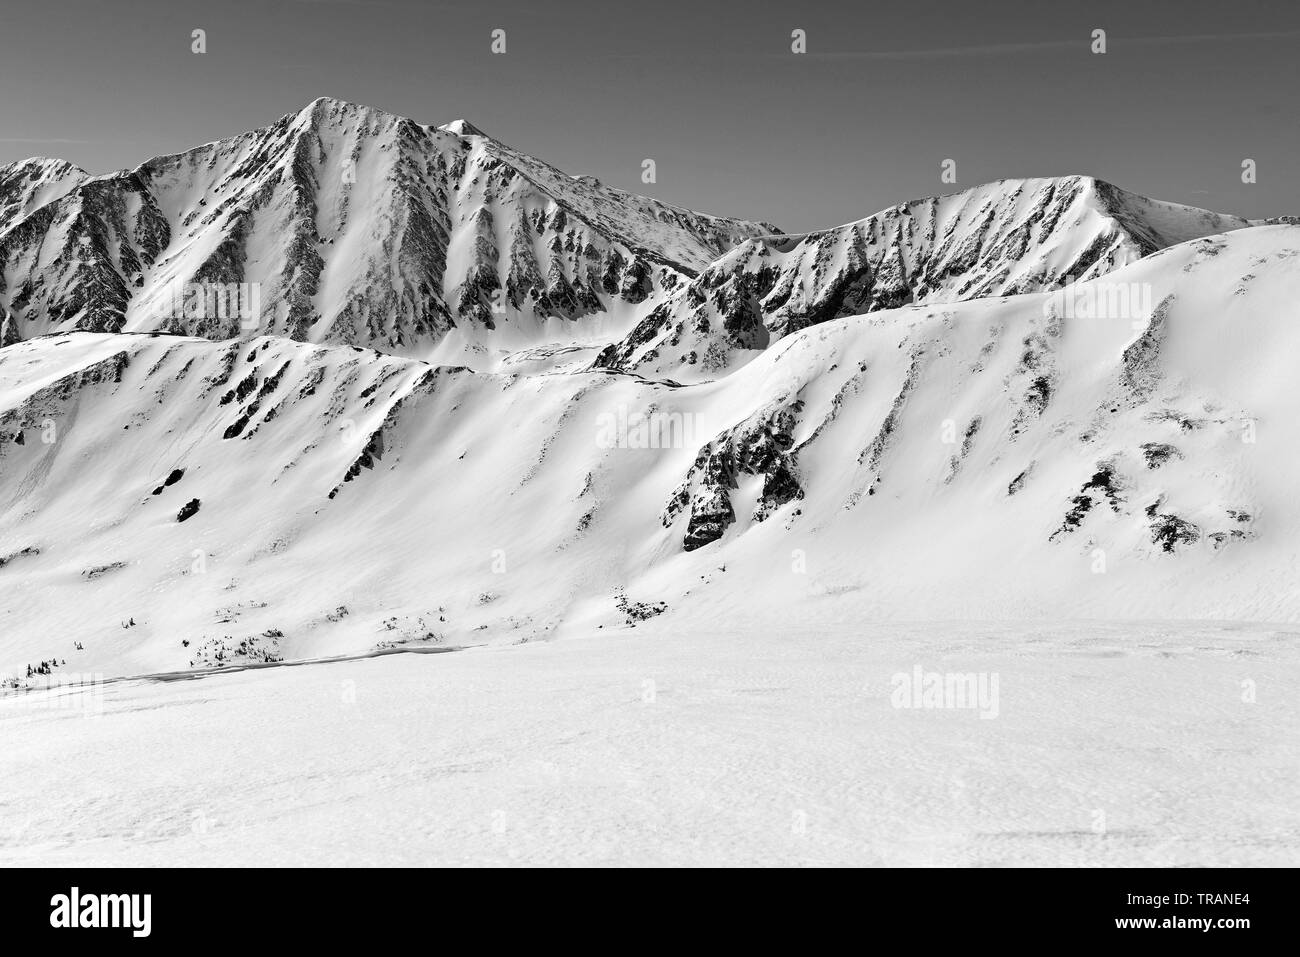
[0,0,1295,230]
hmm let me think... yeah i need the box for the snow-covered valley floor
[3,619,1295,867]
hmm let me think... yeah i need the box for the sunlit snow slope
[2,221,1298,680]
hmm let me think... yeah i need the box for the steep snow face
[594,176,1256,382]
[0,158,87,232]
[0,99,775,362]
[2,225,1298,680]
[0,158,93,347]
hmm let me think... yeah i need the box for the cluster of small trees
[25,658,65,679]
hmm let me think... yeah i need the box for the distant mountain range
[0,98,774,358]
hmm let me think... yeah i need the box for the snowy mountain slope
[593,176,1258,382]
[0,98,776,362]
[637,223,1300,625]
[2,223,1298,682]
[0,158,87,233]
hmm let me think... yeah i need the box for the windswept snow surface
[2,620,1296,866]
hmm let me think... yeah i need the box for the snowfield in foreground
[3,619,1296,867]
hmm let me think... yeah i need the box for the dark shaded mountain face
[0,98,776,358]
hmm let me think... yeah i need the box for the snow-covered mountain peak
[594,173,1263,381]
[0,98,780,361]
[439,118,487,138]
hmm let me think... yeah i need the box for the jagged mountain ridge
[593,175,1260,381]
[0,98,777,359]
[0,99,1269,377]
